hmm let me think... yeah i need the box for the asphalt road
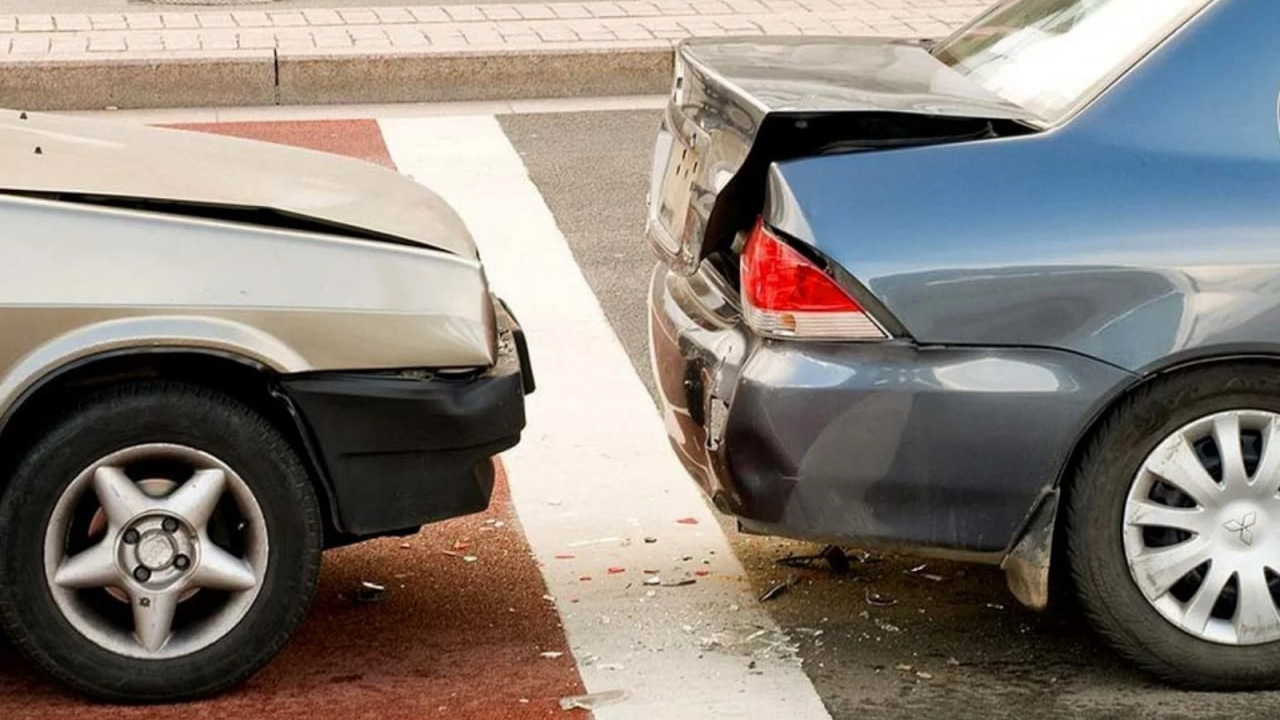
[497,109,1280,720]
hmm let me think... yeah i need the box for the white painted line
[379,115,831,720]
[51,95,667,125]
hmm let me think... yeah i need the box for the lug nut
[133,566,152,582]
[123,529,140,544]
[174,554,190,571]
[162,517,180,533]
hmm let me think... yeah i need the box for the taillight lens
[740,218,886,340]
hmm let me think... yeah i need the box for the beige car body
[0,109,498,416]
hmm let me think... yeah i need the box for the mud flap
[1001,490,1059,611]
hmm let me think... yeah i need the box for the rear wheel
[1067,365,1280,689]
[0,382,322,702]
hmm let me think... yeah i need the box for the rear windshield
[932,0,1213,124]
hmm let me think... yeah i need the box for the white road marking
[379,116,832,720]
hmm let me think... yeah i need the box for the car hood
[0,110,477,258]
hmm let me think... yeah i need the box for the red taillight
[740,218,886,340]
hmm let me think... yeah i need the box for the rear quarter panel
[767,0,1280,373]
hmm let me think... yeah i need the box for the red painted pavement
[0,117,587,718]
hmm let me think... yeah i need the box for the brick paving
[0,0,989,59]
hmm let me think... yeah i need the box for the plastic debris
[906,563,946,582]
[453,541,470,551]
[896,664,913,672]
[580,576,592,582]
[865,589,898,607]
[463,555,478,563]
[399,542,411,550]
[644,537,658,544]
[643,576,662,586]
[555,554,576,560]
[916,671,934,680]
[559,690,629,711]
[643,569,659,574]
[760,575,796,602]
[540,651,564,659]
[676,517,700,525]
[608,567,626,574]
[694,570,710,577]
[777,545,851,574]
[354,581,385,603]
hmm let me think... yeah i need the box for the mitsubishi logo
[1225,512,1258,546]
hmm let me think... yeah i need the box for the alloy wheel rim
[43,444,269,659]
[1124,409,1280,646]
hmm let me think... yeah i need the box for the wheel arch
[1005,351,1280,611]
[0,347,344,542]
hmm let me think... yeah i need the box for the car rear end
[645,36,1121,554]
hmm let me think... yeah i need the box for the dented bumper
[649,264,1131,555]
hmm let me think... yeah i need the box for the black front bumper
[283,303,532,537]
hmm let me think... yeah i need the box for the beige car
[0,109,533,702]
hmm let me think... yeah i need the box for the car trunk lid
[647,37,1038,275]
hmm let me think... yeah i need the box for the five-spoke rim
[43,444,268,659]
[1124,410,1280,646]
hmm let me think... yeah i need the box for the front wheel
[1067,365,1280,689]
[0,382,322,702]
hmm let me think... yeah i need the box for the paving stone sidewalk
[1,0,986,57]
[0,0,988,110]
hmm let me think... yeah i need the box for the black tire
[0,381,322,702]
[1066,364,1280,690]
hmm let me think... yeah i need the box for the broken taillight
[740,218,887,341]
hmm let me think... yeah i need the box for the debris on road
[777,545,852,574]
[694,569,710,577]
[874,619,902,634]
[559,690,629,711]
[608,567,626,574]
[676,517,700,525]
[906,563,946,582]
[760,576,794,602]
[354,581,385,604]
[643,576,661,586]
[644,536,658,543]
[865,588,898,607]
[662,578,696,587]
[463,555,478,563]
[896,663,913,672]
[555,553,576,560]
[984,602,1006,611]
[540,651,564,659]
[916,671,934,680]
[398,542,411,550]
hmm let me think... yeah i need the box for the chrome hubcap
[44,444,268,658]
[1124,410,1280,645]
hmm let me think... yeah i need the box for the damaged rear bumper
[649,264,1130,556]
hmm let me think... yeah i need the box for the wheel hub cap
[43,444,269,659]
[1124,409,1280,646]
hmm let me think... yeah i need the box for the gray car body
[648,0,1276,607]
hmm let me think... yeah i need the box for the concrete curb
[1,44,675,111]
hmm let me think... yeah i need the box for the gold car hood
[0,110,478,258]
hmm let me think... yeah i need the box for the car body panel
[1,109,477,258]
[765,0,1280,374]
[650,266,1133,554]
[646,36,1032,275]
[0,192,497,420]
